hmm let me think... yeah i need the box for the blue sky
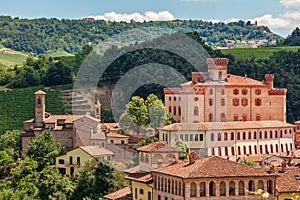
[1,0,300,36]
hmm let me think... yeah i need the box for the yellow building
[56,145,114,177]
[275,166,300,200]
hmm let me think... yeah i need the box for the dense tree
[283,27,300,46]
[27,130,62,170]
[174,139,189,160]
[44,61,72,86]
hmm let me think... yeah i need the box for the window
[220,181,226,196]
[77,157,80,165]
[209,113,213,122]
[248,132,251,139]
[221,98,225,106]
[225,147,228,156]
[242,114,247,121]
[267,180,273,194]
[169,97,171,101]
[194,97,199,101]
[233,98,239,106]
[69,156,73,165]
[221,89,225,95]
[190,182,196,197]
[224,132,228,140]
[218,71,222,80]
[211,133,214,141]
[221,113,225,122]
[234,114,238,121]
[241,98,248,106]
[265,131,268,139]
[168,106,171,113]
[199,134,204,141]
[139,189,144,195]
[58,159,64,164]
[231,146,235,155]
[233,89,239,95]
[190,134,194,141]
[254,132,257,139]
[259,131,262,139]
[255,89,261,95]
[256,114,261,121]
[194,106,199,116]
[173,106,176,115]
[242,89,248,95]
[209,181,216,196]
[185,134,188,141]
[229,181,235,196]
[243,132,246,140]
[178,106,181,115]
[173,97,176,101]
[110,140,114,144]
[135,188,137,199]
[210,89,213,95]
[209,98,213,106]
[195,134,198,141]
[37,96,41,105]
[243,146,247,155]
[237,132,240,140]
[255,98,262,106]
[270,131,273,138]
[200,182,206,196]
[218,133,221,141]
[231,132,234,140]
[238,181,245,195]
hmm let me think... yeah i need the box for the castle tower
[265,74,274,88]
[95,99,101,120]
[34,90,46,128]
[207,58,229,81]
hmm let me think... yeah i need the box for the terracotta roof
[240,154,271,162]
[34,90,46,95]
[123,165,140,174]
[103,186,132,200]
[79,146,114,157]
[107,132,129,138]
[225,74,265,86]
[126,172,153,183]
[275,167,300,193]
[43,115,83,124]
[137,141,180,153]
[153,156,275,178]
[24,118,34,123]
[161,121,294,131]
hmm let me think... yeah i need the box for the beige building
[165,58,286,123]
[161,58,294,158]
[152,155,277,200]
[56,145,114,177]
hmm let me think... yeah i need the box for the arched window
[238,181,245,195]
[265,144,269,154]
[258,180,264,190]
[291,143,293,152]
[224,132,228,140]
[256,114,261,121]
[168,179,170,193]
[238,146,241,155]
[248,180,255,194]
[280,130,283,138]
[275,130,278,138]
[190,182,196,197]
[234,114,238,121]
[178,106,181,115]
[237,132,240,140]
[171,180,174,194]
[254,145,257,154]
[255,98,262,106]
[231,132,234,140]
[218,133,221,141]
[169,96,172,101]
[233,89,239,95]
[220,181,226,196]
[259,131,262,139]
[231,146,235,156]
[242,89,248,95]
[225,147,228,156]
[233,98,239,106]
[179,181,181,196]
[164,178,167,192]
[139,188,144,195]
[209,181,216,196]
[286,143,289,152]
[37,96,41,105]
[243,146,247,155]
[270,131,273,138]
[242,99,248,107]
[218,147,222,156]
[276,144,279,153]
[229,181,235,196]
[267,180,273,194]
[173,106,176,115]
[260,145,263,154]
[173,96,177,101]
[175,180,178,195]
[194,106,199,116]
[218,71,222,80]
[254,131,257,139]
[255,89,261,95]
[168,106,171,113]
[243,132,246,140]
[209,113,213,122]
[211,147,215,156]
[200,182,206,197]
[264,131,268,139]
[249,146,252,155]
[248,132,251,139]
[270,145,274,153]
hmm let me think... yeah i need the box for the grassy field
[0,48,28,67]
[221,46,300,60]
[50,50,74,58]
[0,86,66,134]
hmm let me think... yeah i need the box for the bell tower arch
[34,90,46,127]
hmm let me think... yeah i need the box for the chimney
[281,160,287,172]
[188,151,196,164]
[264,74,274,88]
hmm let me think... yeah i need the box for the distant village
[22,58,300,199]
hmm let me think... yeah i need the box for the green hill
[0,86,65,134]
[0,16,281,54]
[221,46,300,60]
[0,47,28,67]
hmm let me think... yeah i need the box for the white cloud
[225,18,241,23]
[90,11,174,22]
[280,0,300,7]
[280,9,300,20]
[252,14,291,29]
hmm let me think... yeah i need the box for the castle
[160,58,294,159]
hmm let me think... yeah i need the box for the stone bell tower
[95,99,101,120]
[34,90,46,128]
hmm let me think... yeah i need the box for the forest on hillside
[0,16,281,54]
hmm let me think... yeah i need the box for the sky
[1,0,300,37]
